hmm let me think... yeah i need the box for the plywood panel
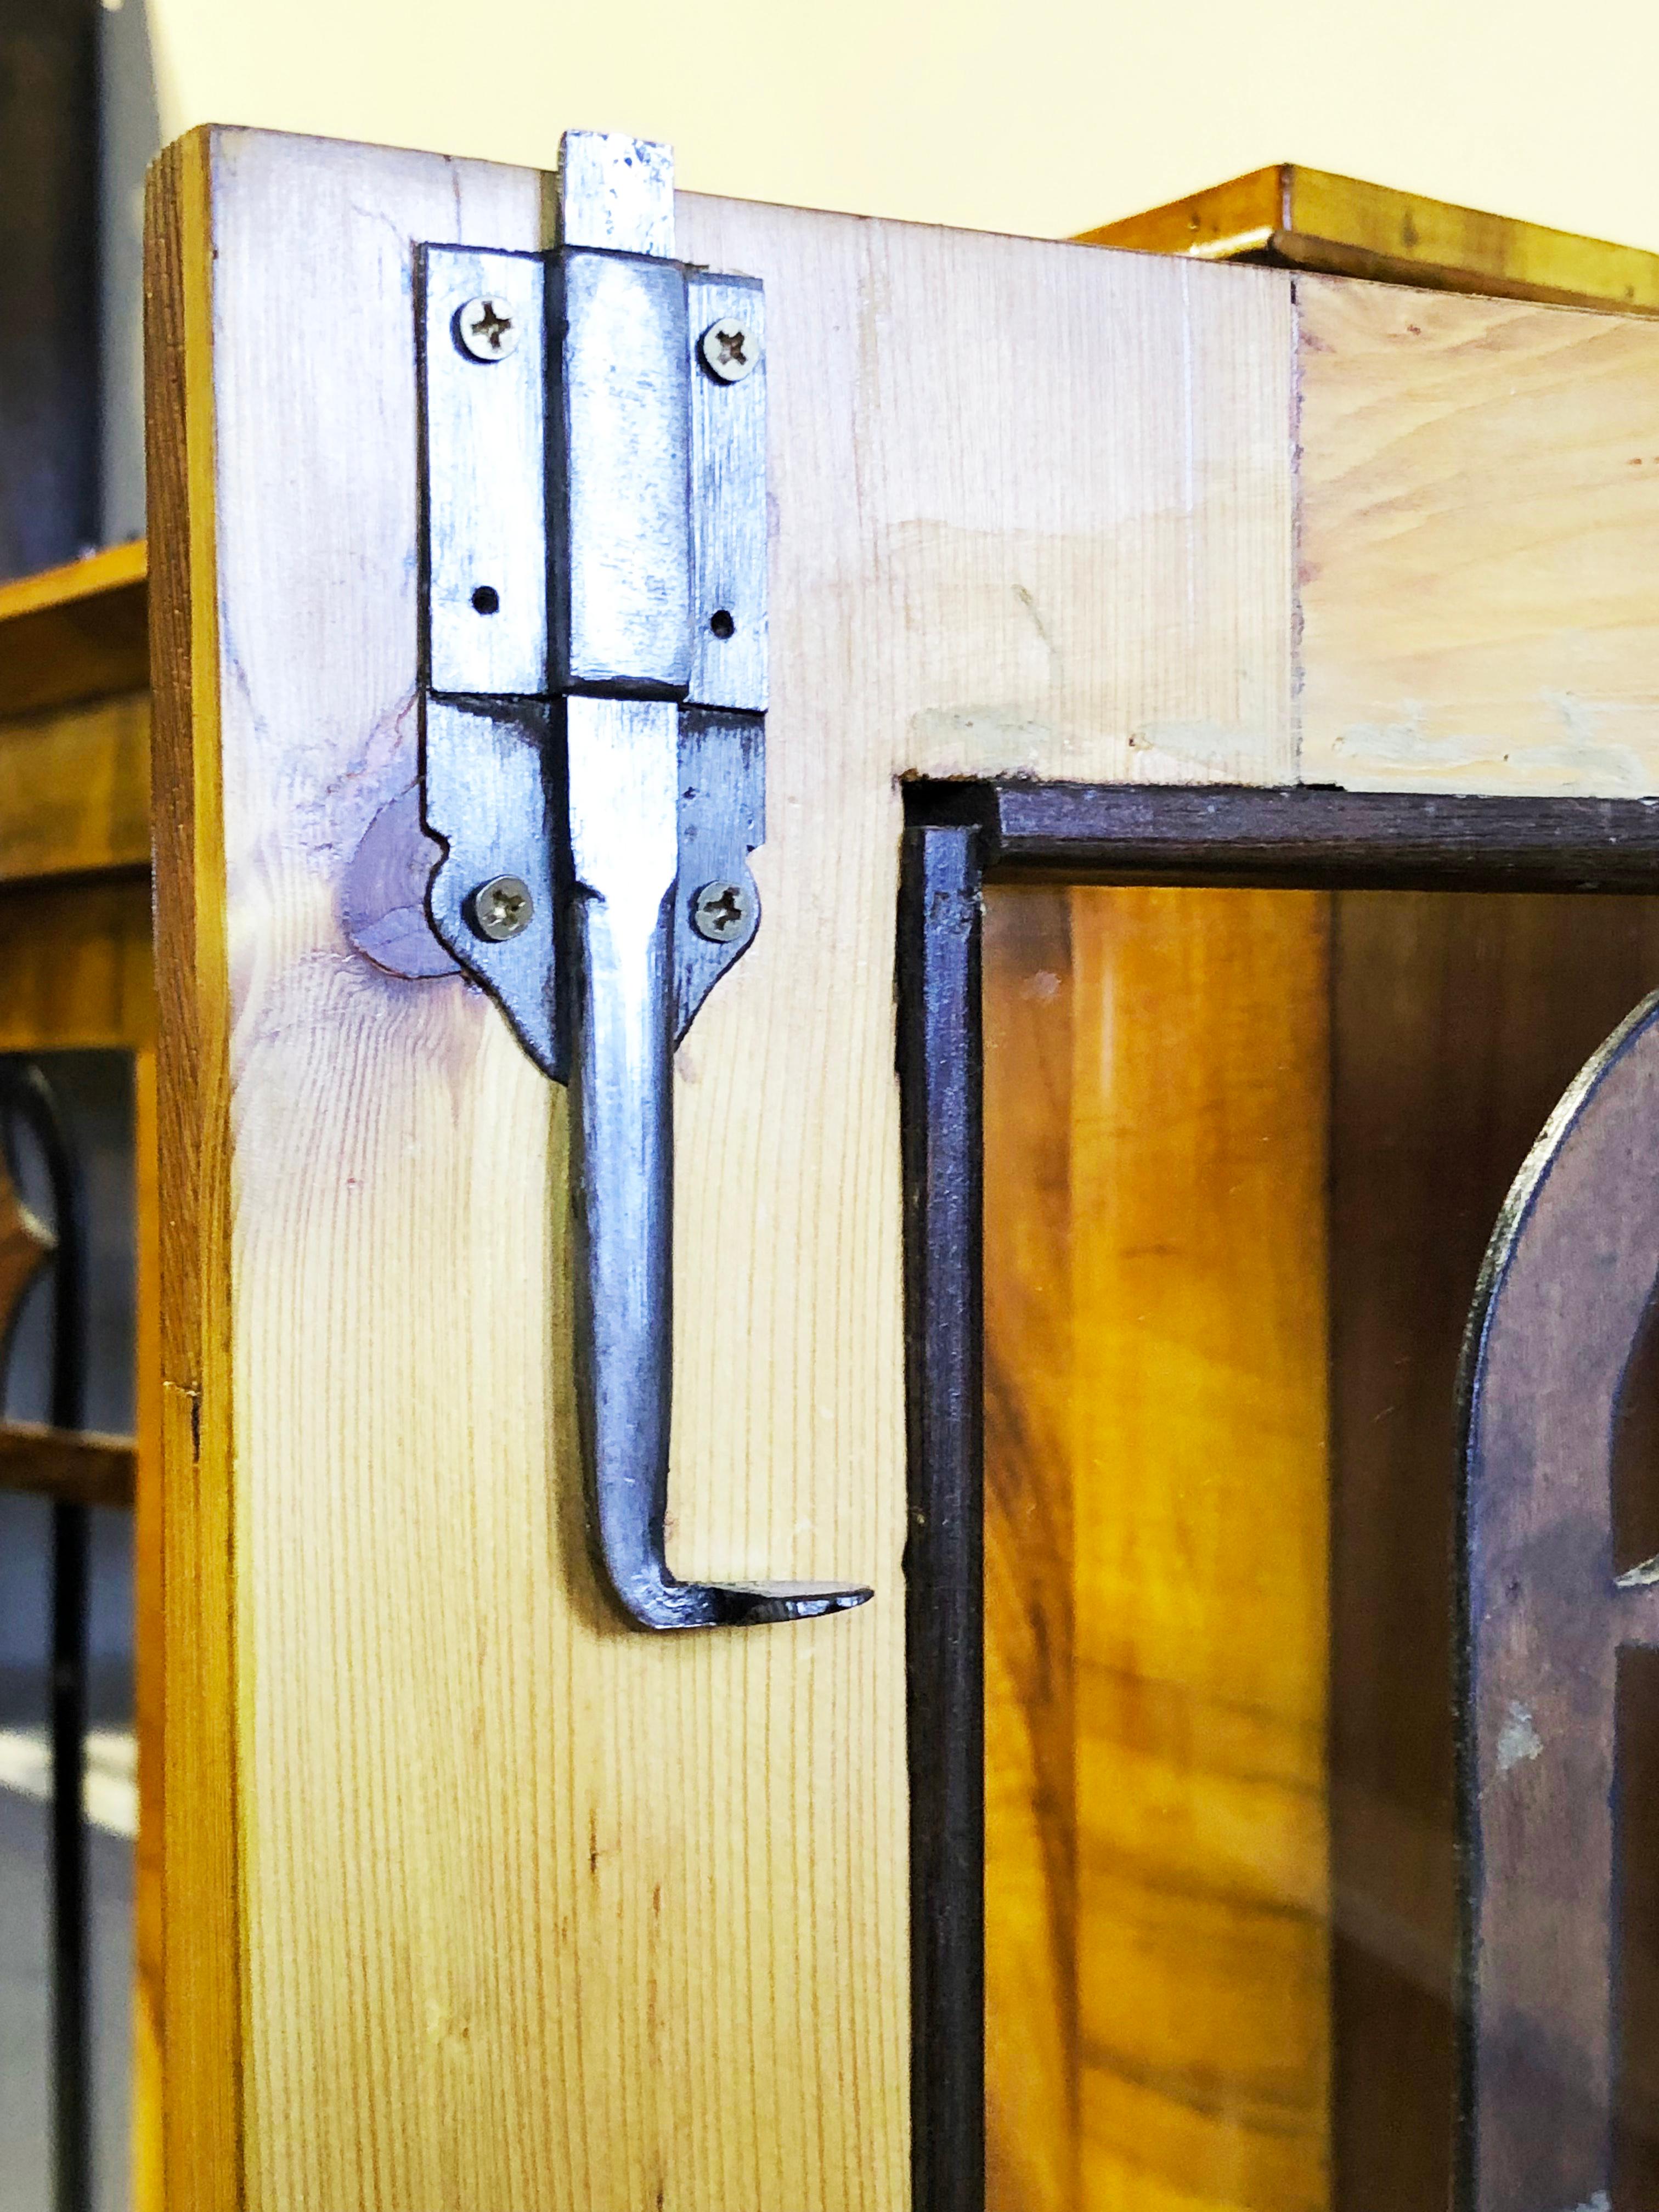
[1297,275,1659,794]
[1068,888,1330,2212]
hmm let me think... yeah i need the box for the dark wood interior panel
[985,877,1659,2212]
[984,885,1331,2212]
[1069,888,1331,2211]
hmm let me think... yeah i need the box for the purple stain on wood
[342,783,460,980]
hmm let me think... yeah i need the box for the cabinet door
[1462,987,1659,2211]
[144,120,1659,2212]
[145,119,1306,2212]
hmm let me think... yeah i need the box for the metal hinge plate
[419,221,768,1077]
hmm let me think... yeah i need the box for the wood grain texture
[145,118,1659,2212]
[0,690,149,883]
[964,782,1659,889]
[146,125,240,2212]
[979,879,1659,2212]
[983,885,1340,2212]
[1067,889,1330,2211]
[680,196,1295,793]
[981,887,1076,2212]
[1082,163,1659,316]
[1296,274,1659,795]
[142,120,1308,2212]
[0,538,149,716]
[132,1043,163,2212]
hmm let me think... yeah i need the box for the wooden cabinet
[140,127,1659,2212]
[0,543,157,2212]
[10,131,1659,2212]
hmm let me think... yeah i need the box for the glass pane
[982,885,1659,2211]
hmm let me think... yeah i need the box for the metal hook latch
[417,130,870,1630]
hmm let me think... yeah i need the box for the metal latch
[417,129,870,1631]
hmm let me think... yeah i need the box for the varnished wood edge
[0,538,147,625]
[0,539,150,720]
[898,780,1659,2212]
[1267,230,1659,314]
[145,122,244,2211]
[0,1421,137,1509]
[1078,163,1659,318]
[899,821,986,2212]
[907,782,1659,890]
[1075,162,1288,261]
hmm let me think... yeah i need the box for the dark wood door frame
[898,780,1659,2212]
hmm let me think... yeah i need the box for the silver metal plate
[422,698,562,1077]
[687,274,767,713]
[422,247,548,698]
[558,130,675,257]
[554,251,692,695]
[675,710,764,1039]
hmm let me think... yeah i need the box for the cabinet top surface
[1081,161,1659,318]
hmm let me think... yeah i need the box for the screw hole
[709,608,735,640]
[472,585,500,615]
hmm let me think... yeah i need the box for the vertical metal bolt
[466,875,534,941]
[691,880,756,943]
[455,296,521,362]
[698,318,759,384]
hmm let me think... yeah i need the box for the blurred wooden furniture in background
[0,538,157,2212]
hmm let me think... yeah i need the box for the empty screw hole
[709,608,736,639]
[472,585,500,614]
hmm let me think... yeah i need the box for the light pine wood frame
[143,120,1659,2212]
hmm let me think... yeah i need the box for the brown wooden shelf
[0,1420,136,1509]
[0,540,151,884]
[1080,162,1659,317]
[0,537,149,720]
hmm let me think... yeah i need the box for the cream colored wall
[144,0,1659,247]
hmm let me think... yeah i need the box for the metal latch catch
[417,129,870,1632]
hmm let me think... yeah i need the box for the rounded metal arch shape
[1459,985,1659,2212]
